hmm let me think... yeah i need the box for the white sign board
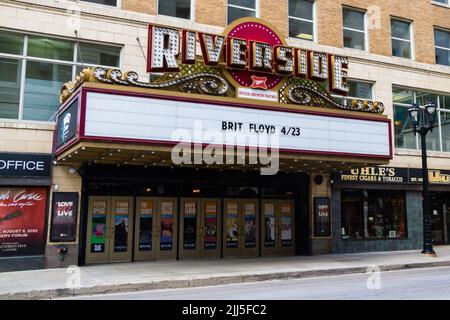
[84,92,391,157]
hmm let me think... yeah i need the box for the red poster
[0,187,47,256]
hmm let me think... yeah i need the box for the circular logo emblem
[226,19,285,90]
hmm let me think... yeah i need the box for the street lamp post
[408,101,437,257]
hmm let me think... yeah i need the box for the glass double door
[179,198,222,259]
[261,200,295,256]
[85,196,134,264]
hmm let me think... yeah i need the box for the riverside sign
[147,18,350,94]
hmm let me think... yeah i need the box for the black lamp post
[408,100,437,257]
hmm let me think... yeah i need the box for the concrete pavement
[1,246,450,299]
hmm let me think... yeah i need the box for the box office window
[341,190,407,240]
[158,0,192,19]
[228,0,257,24]
[0,31,121,122]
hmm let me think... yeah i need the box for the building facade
[0,0,449,270]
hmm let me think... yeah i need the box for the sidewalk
[2,246,450,299]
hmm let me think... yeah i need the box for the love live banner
[0,187,47,256]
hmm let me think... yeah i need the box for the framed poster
[183,202,197,249]
[0,187,47,256]
[160,201,174,250]
[91,200,106,253]
[314,197,331,237]
[280,204,292,247]
[244,203,256,248]
[225,202,239,248]
[50,192,79,242]
[204,202,218,249]
[264,203,275,247]
[138,200,153,251]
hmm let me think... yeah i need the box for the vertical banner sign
[91,201,106,253]
[183,202,197,249]
[0,187,47,256]
[314,197,331,237]
[139,200,153,251]
[244,202,256,248]
[50,192,78,242]
[114,201,129,252]
[226,202,239,248]
[264,203,275,247]
[160,201,174,250]
[204,202,218,249]
[280,203,292,247]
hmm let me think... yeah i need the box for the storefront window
[394,104,416,149]
[0,31,121,121]
[341,189,407,239]
[0,58,21,119]
[331,80,373,107]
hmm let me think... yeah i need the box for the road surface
[62,266,450,300]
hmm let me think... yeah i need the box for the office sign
[0,153,51,178]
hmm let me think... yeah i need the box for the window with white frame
[158,0,192,19]
[393,86,450,152]
[228,0,257,24]
[435,28,450,66]
[80,0,118,6]
[342,8,366,50]
[0,31,121,122]
[432,0,449,5]
[391,18,412,59]
[288,0,315,41]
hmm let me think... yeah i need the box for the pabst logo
[147,18,349,95]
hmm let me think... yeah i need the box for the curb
[2,260,450,300]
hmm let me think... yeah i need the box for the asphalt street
[63,266,450,300]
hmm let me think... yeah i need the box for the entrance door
[430,193,445,245]
[241,199,259,257]
[180,198,201,259]
[261,200,277,256]
[223,199,241,257]
[277,200,295,255]
[156,198,178,259]
[134,197,157,261]
[85,196,134,264]
[261,200,295,256]
[180,198,222,259]
[200,199,222,258]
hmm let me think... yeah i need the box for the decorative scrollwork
[60,67,230,103]
[279,78,384,114]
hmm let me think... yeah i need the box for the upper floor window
[0,31,121,122]
[80,0,117,6]
[342,8,366,50]
[228,0,257,24]
[158,0,192,19]
[288,0,315,41]
[435,28,450,66]
[391,18,413,59]
[432,0,449,5]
